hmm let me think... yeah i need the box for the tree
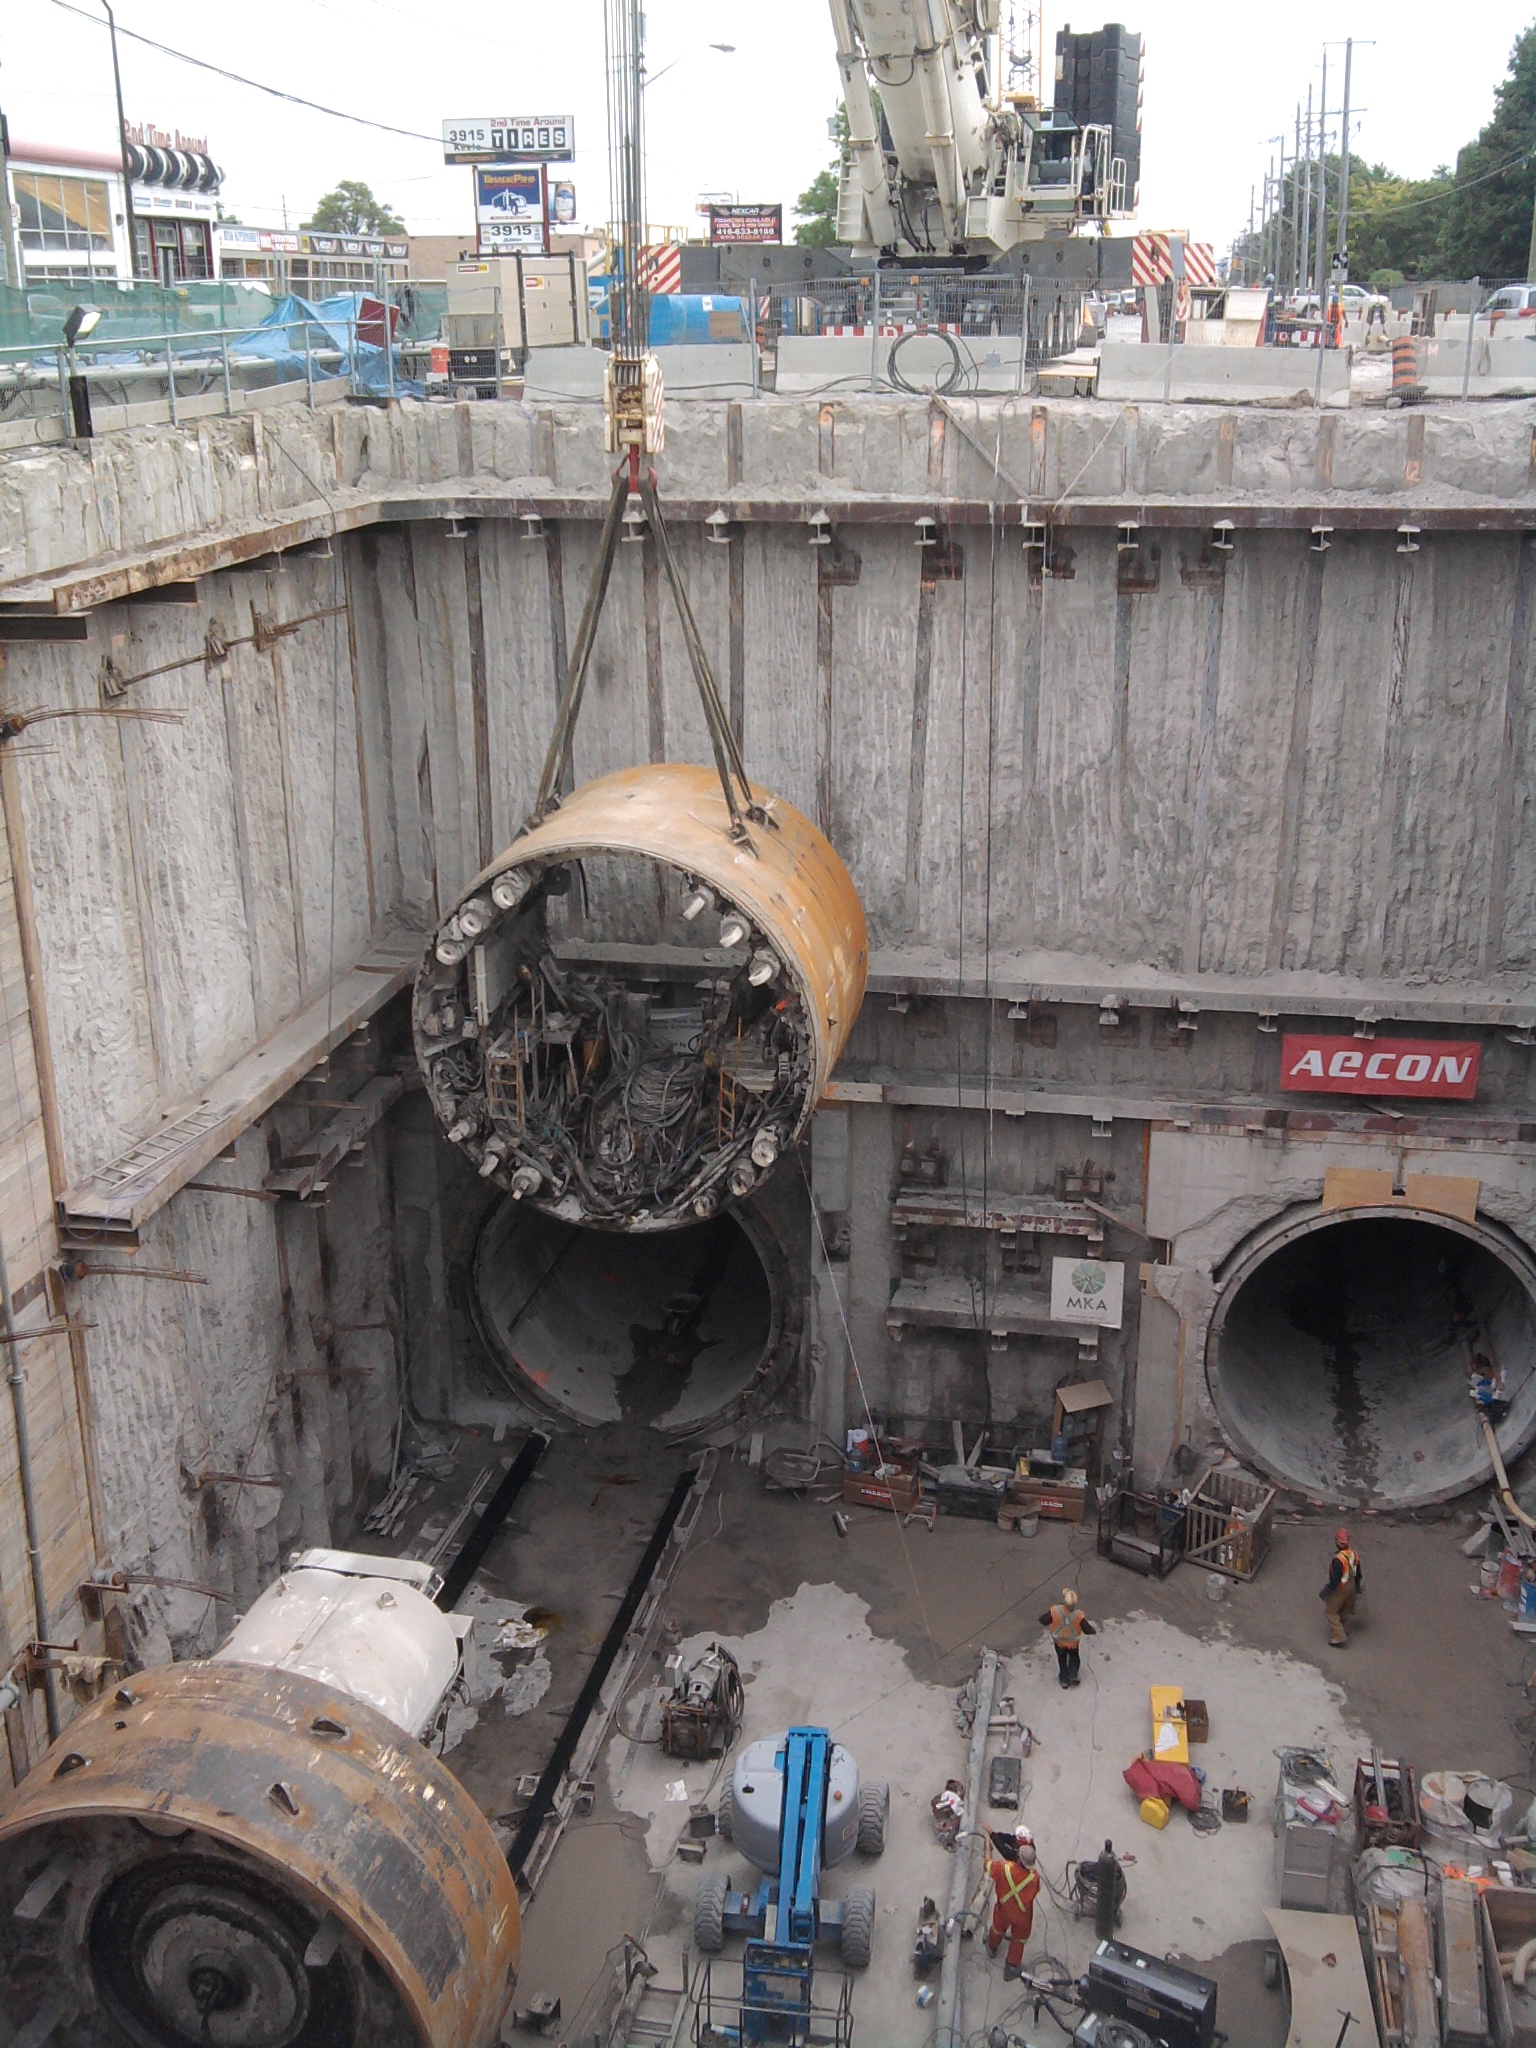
[794,168,841,247]
[1345,160,1454,283]
[794,106,850,246]
[303,181,404,235]
[1439,21,1536,278]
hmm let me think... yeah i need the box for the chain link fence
[745,269,1089,396]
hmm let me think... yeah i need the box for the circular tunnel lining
[473,1199,777,1428]
[1208,1209,1536,1508]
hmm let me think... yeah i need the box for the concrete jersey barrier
[523,343,758,402]
[1416,326,1536,398]
[1096,341,1351,407]
[776,332,1026,395]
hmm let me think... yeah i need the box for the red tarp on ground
[1123,1755,1202,1812]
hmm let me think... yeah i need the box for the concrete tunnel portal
[1207,1208,1536,1509]
[473,1197,779,1428]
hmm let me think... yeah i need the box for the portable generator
[1072,1941,1218,2048]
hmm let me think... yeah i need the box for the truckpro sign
[1280,1034,1481,1100]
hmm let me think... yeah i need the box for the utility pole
[1248,185,1255,283]
[1291,104,1302,294]
[103,2,138,280]
[1527,175,1536,281]
[1313,48,1329,307]
[1299,87,1312,297]
[1335,39,1353,279]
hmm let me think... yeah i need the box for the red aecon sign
[1280,1034,1481,1100]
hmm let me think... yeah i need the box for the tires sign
[1280,1034,1480,1099]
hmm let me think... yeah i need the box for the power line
[50,0,442,144]
[1358,147,1534,221]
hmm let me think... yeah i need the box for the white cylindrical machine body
[216,1549,464,1743]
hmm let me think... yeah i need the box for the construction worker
[1322,1527,1362,1647]
[975,1823,1041,1981]
[1039,1587,1096,1688]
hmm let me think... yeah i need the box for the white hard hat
[1014,1823,1034,1847]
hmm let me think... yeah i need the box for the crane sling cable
[526,450,760,846]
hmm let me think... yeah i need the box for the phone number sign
[444,116,575,164]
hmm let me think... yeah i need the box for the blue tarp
[26,290,421,397]
[230,293,421,396]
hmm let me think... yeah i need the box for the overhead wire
[50,0,444,143]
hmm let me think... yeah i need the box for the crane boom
[829,0,1136,260]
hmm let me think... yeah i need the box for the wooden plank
[1395,1894,1437,2048]
[1322,1166,1480,1222]
[1264,1909,1378,2048]
[1150,1684,1189,1764]
[58,941,420,1231]
[1441,1878,1487,2044]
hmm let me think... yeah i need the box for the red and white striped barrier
[637,245,681,294]
[821,322,965,336]
[1132,233,1217,288]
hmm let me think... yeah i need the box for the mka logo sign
[1050,1257,1125,1329]
[1279,1034,1480,1100]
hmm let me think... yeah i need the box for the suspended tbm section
[475,1200,776,1427]
[414,764,867,1231]
[1207,1210,1536,1509]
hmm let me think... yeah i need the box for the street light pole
[102,2,138,281]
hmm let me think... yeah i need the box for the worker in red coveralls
[976,1824,1041,1981]
[1322,1526,1362,1646]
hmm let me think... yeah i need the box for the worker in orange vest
[1039,1587,1096,1688]
[976,1823,1041,1980]
[1322,1527,1362,1646]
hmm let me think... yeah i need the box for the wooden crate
[1184,1465,1277,1581]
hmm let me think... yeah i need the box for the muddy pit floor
[372,1424,1536,2045]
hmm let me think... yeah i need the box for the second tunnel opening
[1209,1211,1536,1508]
[473,1198,777,1429]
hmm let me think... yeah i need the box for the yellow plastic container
[1139,1795,1171,1830]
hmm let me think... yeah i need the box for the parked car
[1483,283,1536,320]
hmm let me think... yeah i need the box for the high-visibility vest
[1049,1604,1085,1648]
[992,1859,1040,1917]
[1333,1547,1358,1586]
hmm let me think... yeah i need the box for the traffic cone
[1389,334,1424,406]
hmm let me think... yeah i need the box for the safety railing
[0,300,417,442]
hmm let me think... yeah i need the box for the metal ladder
[614,1977,690,2047]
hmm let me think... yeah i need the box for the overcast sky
[6,0,1534,254]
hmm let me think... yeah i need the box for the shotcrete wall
[0,391,1533,1716]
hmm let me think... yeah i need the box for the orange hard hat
[1335,1526,1351,1547]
